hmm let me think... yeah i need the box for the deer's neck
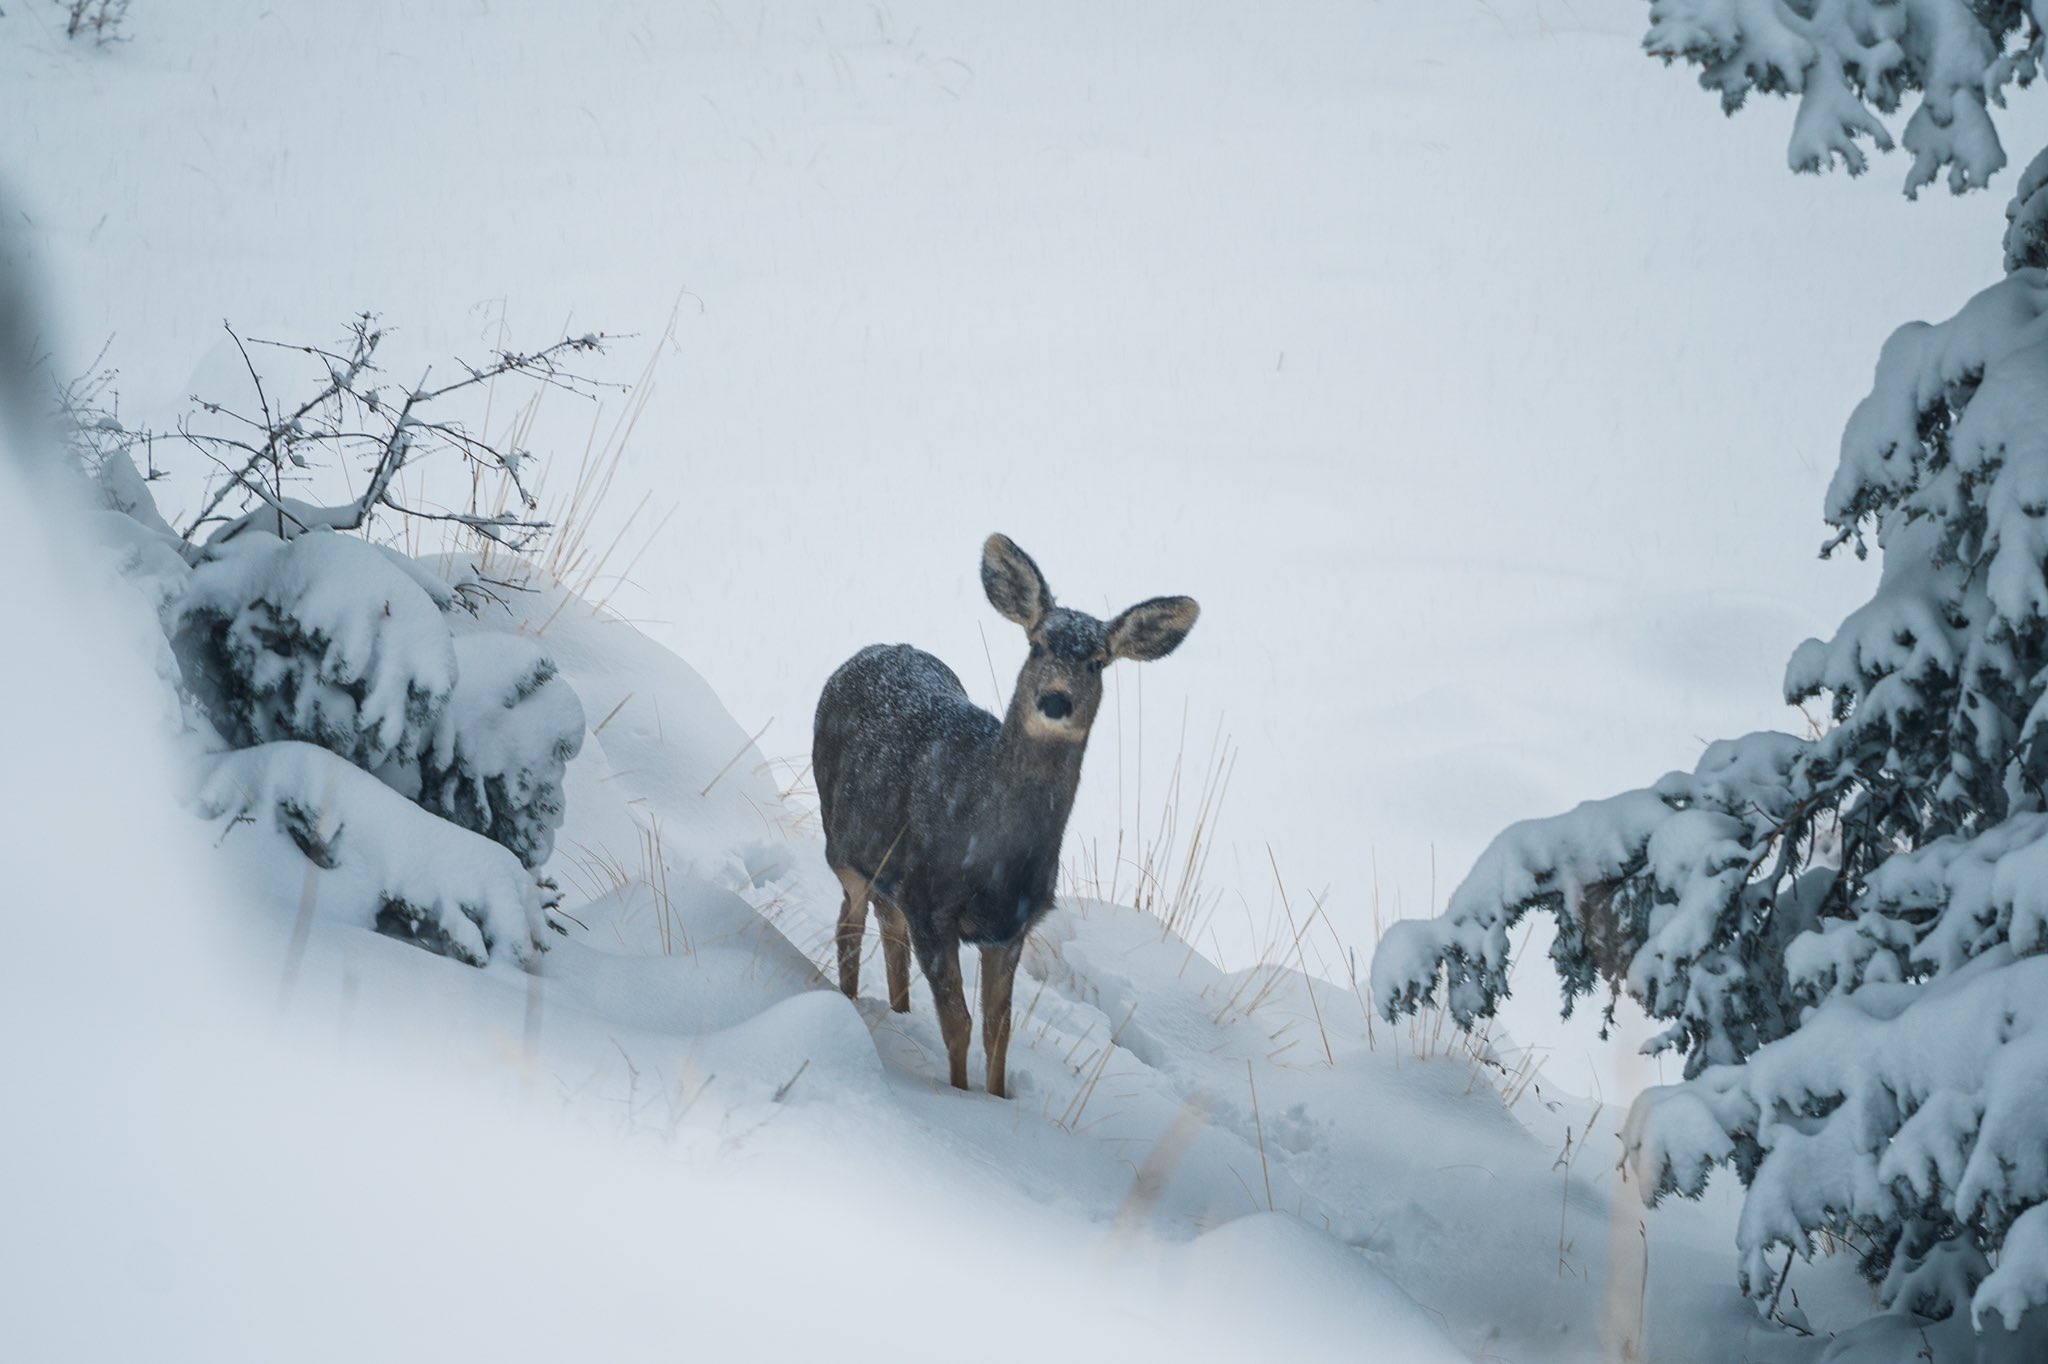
[990,693,1087,829]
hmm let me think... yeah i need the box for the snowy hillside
[0,455,1784,1363]
[12,428,2033,1361]
[12,1,2048,1361]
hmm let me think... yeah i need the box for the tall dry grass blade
[1060,1003,1138,1131]
[1267,843,1334,1066]
[590,691,633,736]
[1247,1060,1274,1211]
[701,718,774,797]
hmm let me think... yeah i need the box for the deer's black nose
[1038,691,1073,721]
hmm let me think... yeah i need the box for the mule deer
[813,534,1199,1096]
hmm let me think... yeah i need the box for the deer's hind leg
[873,900,913,1013]
[832,867,873,1000]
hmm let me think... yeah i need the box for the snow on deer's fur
[812,534,1198,1095]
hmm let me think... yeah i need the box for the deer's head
[981,533,1199,745]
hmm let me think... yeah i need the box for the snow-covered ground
[17,455,2024,1359]
[9,1,2048,1360]
[0,457,1809,1363]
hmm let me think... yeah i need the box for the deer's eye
[1029,642,1045,659]
[1087,658,1104,674]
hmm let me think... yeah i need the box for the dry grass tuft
[558,817,690,956]
[1048,662,1542,1108]
[418,302,685,630]
[1063,669,1236,950]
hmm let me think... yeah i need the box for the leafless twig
[111,316,623,560]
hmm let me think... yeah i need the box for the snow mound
[198,740,548,968]
[175,530,455,769]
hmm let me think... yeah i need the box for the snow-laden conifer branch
[63,0,129,46]
[1644,0,2045,195]
[1376,236,2048,1326]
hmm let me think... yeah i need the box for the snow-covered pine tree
[156,522,585,967]
[173,531,459,772]
[1644,0,2042,196]
[414,634,586,871]
[170,528,587,877]
[71,319,605,969]
[1375,7,2048,1335]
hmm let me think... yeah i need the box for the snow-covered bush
[66,0,128,43]
[198,741,552,968]
[1644,0,2043,195]
[1375,231,2048,1328]
[414,635,585,870]
[63,318,604,968]
[170,528,586,876]
[63,0,130,45]
[173,531,457,770]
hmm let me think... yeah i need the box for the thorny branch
[55,314,618,552]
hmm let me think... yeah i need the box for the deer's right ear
[982,534,1051,630]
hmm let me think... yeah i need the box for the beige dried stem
[1063,687,1235,956]
[1247,1059,1274,1211]
[1266,844,1333,1066]
[524,303,682,630]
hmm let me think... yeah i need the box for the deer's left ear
[1108,596,1199,662]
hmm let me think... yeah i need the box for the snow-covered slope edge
[4,457,1462,1364]
[17,473,1918,1364]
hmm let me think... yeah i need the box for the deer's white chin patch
[1022,711,1089,744]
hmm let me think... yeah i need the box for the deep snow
[11,1,2048,1359]
[0,470,1721,1362]
[11,446,2016,1360]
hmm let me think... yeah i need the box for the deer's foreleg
[980,938,1025,1099]
[911,923,972,1090]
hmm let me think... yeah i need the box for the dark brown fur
[813,535,1197,1095]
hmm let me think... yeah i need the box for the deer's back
[814,644,999,897]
